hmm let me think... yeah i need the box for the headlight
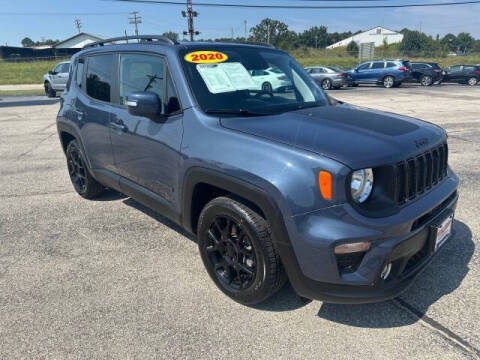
[350,168,374,203]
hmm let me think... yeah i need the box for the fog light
[334,241,371,255]
[381,263,392,280]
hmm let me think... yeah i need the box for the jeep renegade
[57,36,459,305]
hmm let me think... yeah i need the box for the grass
[0,59,66,85]
[0,89,45,96]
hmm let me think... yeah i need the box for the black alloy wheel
[67,145,88,194]
[205,215,257,292]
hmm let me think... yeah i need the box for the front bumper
[280,172,459,303]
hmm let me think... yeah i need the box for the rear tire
[66,140,105,199]
[321,78,332,90]
[45,82,56,98]
[383,76,395,88]
[420,75,433,86]
[197,196,287,305]
[468,77,478,86]
[261,82,273,93]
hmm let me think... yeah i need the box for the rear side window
[86,54,114,102]
[119,53,165,106]
[412,63,428,70]
[463,66,475,72]
[371,62,385,69]
[386,62,396,68]
[75,61,84,88]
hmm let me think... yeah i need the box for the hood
[220,103,446,169]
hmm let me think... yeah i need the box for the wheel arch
[182,167,273,235]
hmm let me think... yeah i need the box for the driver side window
[119,53,165,106]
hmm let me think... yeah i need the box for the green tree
[456,32,474,53]
[346,40,359,57]
[441,33,458,52]
[399,30,433,56]
[299,26,329,48]
[162,31,179,42]
[250,18,290,47]
[21,37,34,47]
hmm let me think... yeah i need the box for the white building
[326,26,404,49]
[53,33,105,49]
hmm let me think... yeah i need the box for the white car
[43,61,70,97]
[249,67,292,92]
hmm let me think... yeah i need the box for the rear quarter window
[86,54,114,102]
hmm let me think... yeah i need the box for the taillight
[277,76,286,80]
[476,70,480,76]
[434,69,442,72]
[337,73,345,78]
[398,66,407,72]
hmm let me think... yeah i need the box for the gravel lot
[1,84,479,359]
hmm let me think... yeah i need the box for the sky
[1,0,479,46]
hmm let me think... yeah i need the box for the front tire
[383,76,395,88]
[468,77,478,86]
[44,82,56,98]
[197,197,287,305]
[66,140,105,199]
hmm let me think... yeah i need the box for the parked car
[406,62,444,86]
[57,36,458,306]
[348,60,412,88]
[43,61,70,97]
[305,66,353,90]
[443,64,480,86]
[249,67,292,92]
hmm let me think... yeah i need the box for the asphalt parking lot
[1,84,479,359]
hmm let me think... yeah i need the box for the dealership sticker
[184,51,228,64]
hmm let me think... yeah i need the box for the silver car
[43,61,70,97]
[305,66,353,90]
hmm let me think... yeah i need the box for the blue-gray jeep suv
[57,36,458,305]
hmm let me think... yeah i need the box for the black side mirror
[127,92,164,121]
[49,70,56,75]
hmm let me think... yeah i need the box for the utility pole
[182,0,199,41]
[74,19,82,34]
[129,11,142,37]
[315,35,318,49]
[244,20,247,40]
[231,27,234,40]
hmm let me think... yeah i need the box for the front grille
[394,143,448,204]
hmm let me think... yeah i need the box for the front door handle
[110,120,128,132]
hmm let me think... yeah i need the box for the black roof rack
[83,35,177,49]
[211,40,275,48]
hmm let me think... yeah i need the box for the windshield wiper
[204,109,269,117]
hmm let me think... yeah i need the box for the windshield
[179,45,328,116]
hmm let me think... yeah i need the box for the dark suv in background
[349,60,412,88]
[57,36,458,306]
[407,62,444,86]
[443,64,480,86]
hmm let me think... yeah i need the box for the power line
[111,0,480,9]
[129,11,142,36]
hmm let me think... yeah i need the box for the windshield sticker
[196,62,256,94]
[185,51,228,64]
[196,64,236,94]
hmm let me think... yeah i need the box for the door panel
[77,54,116,171]
[110,53,183,206]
